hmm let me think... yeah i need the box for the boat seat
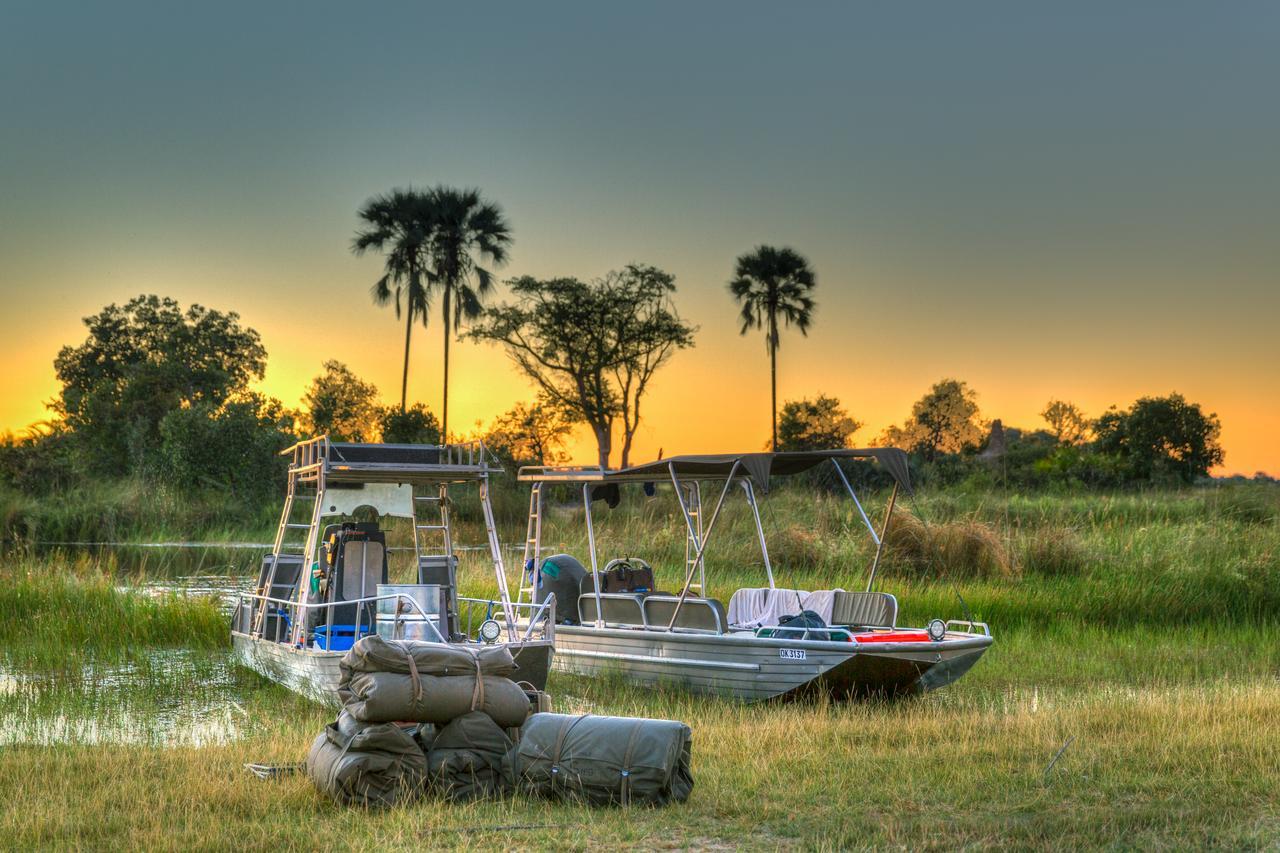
[641,595,727,634]
[578,593,648,628]
[830,591,898,628]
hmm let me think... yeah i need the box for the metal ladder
[411,483,454,567]
[516,481,544,607]
[253,437,328,637]
[681,481,705,596]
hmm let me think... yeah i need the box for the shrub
[881,513,1012,580]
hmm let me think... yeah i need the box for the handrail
[753,625,858,641]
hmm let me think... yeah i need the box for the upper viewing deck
[283,437,502,484]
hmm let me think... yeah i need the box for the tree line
[0,182,1247,502]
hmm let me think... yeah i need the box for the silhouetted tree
[883,379,985,461]
[728,246,817,451]
[422,186,512,440]
[378,403,441,444]
[776,394,862,451]
[1041,399,1090,445]
[482,400,577,467]
[53,295,266,474]
[1093,393,1223,483]
[301,361,381,442]
[471,265,695,468]
[352,189,433,412]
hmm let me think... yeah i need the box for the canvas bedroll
[305,710,428,808]
[339,670,531,726]
[426,711,514,802]
[513,713,694,806]
[337,636,531,726]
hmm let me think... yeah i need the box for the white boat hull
[550,625,991,701]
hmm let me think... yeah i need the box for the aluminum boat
[515,449,990,701]
[231,437,554,706]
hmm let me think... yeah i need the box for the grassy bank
[1,486,1279,848]
[2,620,1278,848]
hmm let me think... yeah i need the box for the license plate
[779,648,806,660]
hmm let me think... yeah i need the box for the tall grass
[0,555,227,665]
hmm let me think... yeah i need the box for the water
[0,649,251,747]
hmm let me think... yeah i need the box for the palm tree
[423,186,512,440]
[728,245,817,451]
[352,189,433,412]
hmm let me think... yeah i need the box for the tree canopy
[470,265,695,468]
[301,361,381,442]
[53,295,267,474]
[776,394,861,451]
[1042,400,1090,445]
[883,379,985,461]
[482,400,576,468]
[727,245,817,451]
[1093,393,1224,483]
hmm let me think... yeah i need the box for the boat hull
[231,631,554,706]
[549,625,991,701]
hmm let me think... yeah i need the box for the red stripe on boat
[854,631,931,643]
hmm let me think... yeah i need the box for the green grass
[1,486,1279,848]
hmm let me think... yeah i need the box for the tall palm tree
[728,245,817,451]
[352,189,433,412]
[423,186,512,440]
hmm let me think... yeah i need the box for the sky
[1,1,1277,475]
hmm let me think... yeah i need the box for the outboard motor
[531,553,587,624]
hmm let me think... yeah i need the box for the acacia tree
[728,246,817,451]
[352,189,432,412]
[470,265,695,469]
[883,379,985,461]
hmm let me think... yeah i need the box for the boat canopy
[519,449,912,494]
[283,439,502,485]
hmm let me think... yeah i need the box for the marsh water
[0,540,544,748]
[1,544,268,747]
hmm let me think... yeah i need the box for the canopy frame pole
[480,474,517,633]
[582,482,602,627]
[667,460,741,630]
[831,458,880,545]
[741,479,775,589]
[866,482,899,593]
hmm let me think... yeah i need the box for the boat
[231,437,555,706]
[515,449,991,701]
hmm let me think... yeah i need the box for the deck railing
[234,590,555,648]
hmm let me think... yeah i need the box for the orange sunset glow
[1,5,1277,476]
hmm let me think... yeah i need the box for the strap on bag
[619,720,644,807]
[403,647,422,705]
[549,714,589,795]
[469,650,485,711]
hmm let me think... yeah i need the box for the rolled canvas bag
[338,635,531,726]
[306,710,428,808]
[339,636,517,679]
[426,711,515,801]
[513,713,694,806]
[340,670,531,727]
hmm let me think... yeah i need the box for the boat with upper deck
[514,449,991,701]
[230,437,554,706]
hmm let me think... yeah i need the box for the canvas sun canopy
[519,449,912,494]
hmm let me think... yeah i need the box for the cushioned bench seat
[578,593,648,628]
[642,595,727,634]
